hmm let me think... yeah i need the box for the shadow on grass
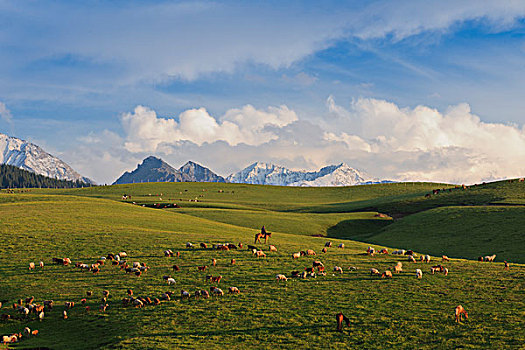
[139,323,330,338]
[326,219,392,240]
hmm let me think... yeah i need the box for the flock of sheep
[1,233,508,345]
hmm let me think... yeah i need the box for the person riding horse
[254,226,271,243]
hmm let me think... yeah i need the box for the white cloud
[121,104,297,153]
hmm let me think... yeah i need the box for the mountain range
[0,133,94,184]
[112,157,390,187]
[0,132,390,187]
[113,156,226,185]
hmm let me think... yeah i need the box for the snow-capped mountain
[0,133,94,184]
[226,162,390,187]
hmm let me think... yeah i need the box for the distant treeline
[0,164,93,189]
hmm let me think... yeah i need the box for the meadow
[0,181,524,349]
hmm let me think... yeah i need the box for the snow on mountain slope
[0,133,94,184]
[226,162,390,187]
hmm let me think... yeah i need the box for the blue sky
[1,1,525,184]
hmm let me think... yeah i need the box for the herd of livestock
[1,234,509,345]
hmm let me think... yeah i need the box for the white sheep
[186,242,194,249]
[167,277,176,285]
[338,243,345,249]
[276,274,288,281]
[39,261,44,268]
[292,252,301,259]
[333,266,343,273]
[29,262,35,270]
[229,287,240,294]
[416,269,423,279]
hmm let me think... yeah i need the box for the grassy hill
[0,181,524,349]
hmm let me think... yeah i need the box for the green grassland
[0,181,524,349]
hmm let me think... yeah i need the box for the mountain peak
[0,133,94,184]
[113,157,226,184]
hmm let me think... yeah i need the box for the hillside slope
[0,194,523,349]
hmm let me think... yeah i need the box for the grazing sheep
[229,287,240,294]
[256,251,266,258]
[379,248,388,254]
[269,245,277,252]
[370,268,380,275]
[408,256,416,263]
[300,271,308,279]
[292,252,301,259]
[172,265,180,271]
[367,246,375,255]
[348,266,357,271]
[211,259,216,267]
[504,261,510,270]
[394,262,403,273]
[197,266,208,271]
[212,287,224,296]
[164,249,174,257]
[276,274,288,281]
[424,255,431,263]
[306,249,316,256]
[186,242,194,249]
[442,255,450,262]
[39,261,44,268]
[167,278,176,285]
[29,262,35,270]
[211,275,223,283]
[200,243,208,249]
[181,290,190,299]
[443,267,449,276]
[252,249,258,255]
[65,302,74,309]
[455,305,468,322]
[381,270,393,278]
[416,269,423,279]
[63,310,68,319]
[238,243,243,249]
[231,259,236,265]
[312,261,324,267]
[333,266,343,274]
[325,242,332,248]
[430,267,438,274]
[322,248,328,253]
[485,254,496,262]
[338,243,345,249]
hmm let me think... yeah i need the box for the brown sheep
[381,270,393,278]
[336,312,350,332]
[231,259,236,265]
[306,249,316,256]
[455,305,468,322]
